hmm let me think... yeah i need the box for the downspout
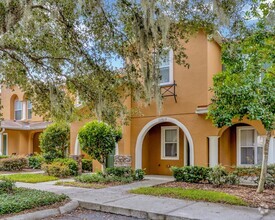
[0,128,5,156]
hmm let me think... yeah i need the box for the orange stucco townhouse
[71,32,275,175]
[0,86,50,156]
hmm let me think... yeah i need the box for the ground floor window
[2,134,8,155]
[161,126,179,160]
[237,126,264,166]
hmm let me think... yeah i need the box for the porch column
[208,136,220,167]
[268,137,275,164]
[0,133,2,155]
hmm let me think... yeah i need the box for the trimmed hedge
[42,158,78,177]
[0,157,28,171]
[171,166,210,183]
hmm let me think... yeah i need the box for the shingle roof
[0,120,51,130]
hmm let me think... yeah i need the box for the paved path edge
[3,200,79,220]
[79,200,194,220]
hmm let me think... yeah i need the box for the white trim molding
[161,126,179,160]
[74,135,81,155]
[135,117,194,169]
[208,136,220,167]
[268,137,275,164]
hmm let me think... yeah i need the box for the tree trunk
[257,130,272,193]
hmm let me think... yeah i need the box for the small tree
[40,122,70,161]
[78,120,122,174]
[208,25,274,193]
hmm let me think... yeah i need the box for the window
[159,50,173,85]
[14,99,23,120]
[237,127,263,166]
[27,100,32,119]
[161,126,179,160]
[2,134,8,155]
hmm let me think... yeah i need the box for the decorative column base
[114,155,132,167]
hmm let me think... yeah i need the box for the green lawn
[0,187,68,215]
[0,174,58,183]
[130,187,247,206]
[56,181,106,189]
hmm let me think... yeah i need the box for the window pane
[241,147,255,164]
[15,110,22,120]
[28,109,32,119]
[3,135,7,155]
[160,67,169,83]
[165,129,177,142]
[257,147,263,165]
[15,100,22,110]
[240,130,254,146]
[27,101,32,109]
[165,143,177,157]
[159,52,169,66]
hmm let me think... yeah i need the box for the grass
[130,187,248,206]
[0,187,68,215]
[55,181,106,189]
[0,174,58,183]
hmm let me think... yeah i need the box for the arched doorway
[135,117,194,174]
[33,132,42,154]
[219,123,267,167]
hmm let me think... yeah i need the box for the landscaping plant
[28,154,45,169]
[78,120,122,173]
[82,159,93,172]
[0,178,14,194]
[0,156,28,171]
[171,166,210,183]
[39,122,70,161]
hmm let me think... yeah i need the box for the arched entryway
[135,117,194,175]
[219,123,272,167]
[33,132,42,154]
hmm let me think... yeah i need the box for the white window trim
[161,126,179,160]
[3,133,8,155]
[159,49,174,86]
[236,126,261,167]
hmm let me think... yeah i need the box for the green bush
[54,158,78,176]
[0,188,67,215]
[208,165,228,186]
[171,166,210,183]
[82,159,93,172]
[42,162,71,178]
[225,173,240,185]
[133,169,146,181]
[28,154,45,169]
[75,173,133,183]
[0,178,14,194]
[40,123,70,161]
[78,120,122,173]
[0,157,28,171]
[106,167,132,178]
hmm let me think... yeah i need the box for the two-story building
[71,32,275,175]
[0,86,50,156]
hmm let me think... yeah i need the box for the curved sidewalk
[16,176,275,220]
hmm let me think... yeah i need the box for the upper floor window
[159,50,173,85]
[27,100,32,119]
[14,99,23,120]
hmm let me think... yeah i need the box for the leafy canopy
[0,0,266,125]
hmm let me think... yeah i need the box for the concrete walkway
[16,176,275,220]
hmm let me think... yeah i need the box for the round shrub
[42,162,71,178]
[40,123,70,161]
[0,178,15,194]
[133,169,146,181]
[54,158,78,176]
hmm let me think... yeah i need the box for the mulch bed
[157,182,275,209]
